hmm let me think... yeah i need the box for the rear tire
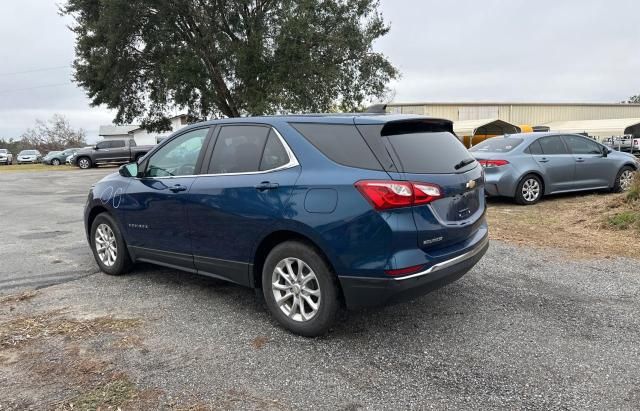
[262,241,339,337]
[51,158,61,166]
[612,166,635,193]
[77,157,92,169]
[515,174,543,205]
[90,213,133,276]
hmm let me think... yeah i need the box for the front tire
[262,241,339,337]
[51,158,61,166]
[515,174,543,205]
[90,213,132,276]
[77,157,92,169]
[612,166,635,193]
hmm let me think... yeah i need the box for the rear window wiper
[454,158,476,170]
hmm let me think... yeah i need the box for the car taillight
[354,180,442,210]
[384,264,425,277]
[478,159,509,168]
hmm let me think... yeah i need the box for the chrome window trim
[139,127,299,180]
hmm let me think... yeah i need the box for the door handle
[169,184,188,193]
[538,157,549,163]
[575,158,585,163]
[255,181,279,191]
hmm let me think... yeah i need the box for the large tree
[62,0,398,130]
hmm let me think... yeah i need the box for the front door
[562,134,611,189]
[532,135,576,193]
[187,125,301,286]
[123,127,212,268]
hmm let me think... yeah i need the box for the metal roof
[542,118,640,137]
[453,119,521,136]
[388,101,640,107]
[98,125,139,136]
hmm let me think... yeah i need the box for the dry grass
[488,192,640,259]
[0,290,38,305]
[0,310,142,349]
[0,163,77,172]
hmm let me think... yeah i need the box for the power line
[0,82,74,95]
[0,65,71,77]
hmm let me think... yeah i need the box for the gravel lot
[1,169,639,409]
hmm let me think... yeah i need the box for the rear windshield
[469,137,523,153]
[385,132,475,174]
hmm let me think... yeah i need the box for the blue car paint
[85,114,489,308]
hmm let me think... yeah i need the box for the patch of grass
[57,376,137,410]
[626,172,640,202]
[0,163,77,172]
[606,211,640,230]
[0,290,38,305]
[0,311,142,349]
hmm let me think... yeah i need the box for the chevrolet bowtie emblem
[466,180,476,189]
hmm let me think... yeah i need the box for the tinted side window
[145,128,209,177]
[563,135,602,155]
[290,123,382,170]
[209,126,269,174]
[96,141,110,149]
[526,140,544,155]
[260,130,289,171]
[538,136,568,155]
[111,140,126,148]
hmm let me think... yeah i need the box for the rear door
[360,120,485,252]
[187,125,301,286]
[562,134,611,189]
[531,136,576,192]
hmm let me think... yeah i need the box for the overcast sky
[1,0,639,142]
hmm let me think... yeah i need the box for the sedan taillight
[355,180,442,210]
[478,159,509,168]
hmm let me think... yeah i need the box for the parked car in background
[0,149,13,165]
[71,139,152,169]
[43,148,80,166]
[603,136,633,153]
[84,114,489,336]
[16,150,42,164]
[470,133,639,205]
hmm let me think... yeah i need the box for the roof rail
[365,104,388,113]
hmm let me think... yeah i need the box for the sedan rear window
[469,137,523,153]
[385,132,475,174]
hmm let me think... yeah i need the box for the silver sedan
[470,133,639,205]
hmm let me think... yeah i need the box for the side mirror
[602,146,609,157]
[119,162,139,178]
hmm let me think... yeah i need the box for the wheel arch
[516,171,547,195]
[251,229,344,302]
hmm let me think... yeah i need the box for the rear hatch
[357,119,485,251]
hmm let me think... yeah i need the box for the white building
[98,114,190,146]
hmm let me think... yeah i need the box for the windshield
[20,150,37,155]
[470,137,524,153]
[384,131,475,174]
[0,149,7,154]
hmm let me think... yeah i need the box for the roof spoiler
[365,104,388,114]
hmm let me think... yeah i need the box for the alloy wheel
[52,159,60,166]
[522,178,541,202]
[271,257,321,322]
[78,158,90,169]
[619,169,634,191]
[95,223,117,267]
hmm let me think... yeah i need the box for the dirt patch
[251,335,269,350]
[487,192,640,259]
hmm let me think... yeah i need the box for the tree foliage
[623,94,640,104]
[0,114,87,154]
[62,0,398,130]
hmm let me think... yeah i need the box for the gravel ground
[1,170,639,409]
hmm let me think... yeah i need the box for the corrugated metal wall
[387,103,640,126]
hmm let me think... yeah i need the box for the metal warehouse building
[387,102,640,128]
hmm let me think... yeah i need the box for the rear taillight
[478,159,509,168]
[355,180,443,210]
[384,264,425,277]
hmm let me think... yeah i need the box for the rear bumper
[339,234,489,309]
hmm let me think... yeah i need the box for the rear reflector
[355,180,442,210]
[478,159,509,168]
[384,264,426,277]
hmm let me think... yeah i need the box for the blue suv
[84,114,489,336]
